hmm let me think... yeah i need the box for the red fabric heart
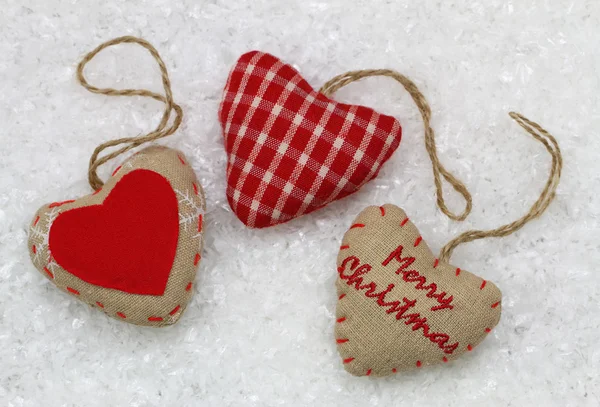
[49,169,179,296]
[219,51,403,228]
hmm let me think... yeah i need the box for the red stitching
[186,282,193,291]
[43,267,54,279]
[338,254,460,355]
[117,312,126,319]
[338,294,346,300]
[336,338,349,344]
[392,368,397,373]
[49,200,75,208]
[467,344,473,351]
[491,301,500,308]
[178,155,185,165]
[92,188,102,196]
[343,357,355,364]
[443,357,448,363]
[379,206,385,216]
[366,369,372,376]
[381,247,454,312]
[485,328,491,333]
[433,258,439,268]
[32,245,37,254]
[197,214,203,232]
[350,223,365,229]
[169,305,181,315]
[337,317,346,323]
[193,183,198,195]
[33,216,40,226]
[67,287,80,295]
[414,236,422,247]
[112,166,122,176]
[480,280,487,290]
[416,361,422,368]
[148,316,163,322]
[401,217,409,227]
[194,253,201,266]
[455,268,461,276]
[340,245,350,250]
[96,301,104,308]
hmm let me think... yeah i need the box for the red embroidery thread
[178,155,185,165]
[338,255,460,355]
[185,282,193,291]
[169,305,181,315]
[382,246,454,311]
[343,357,355,364]
[379,206,385,216]
[32,245,37,254]
[67,287,80,295]
[400,218,409,227]
[43,267,54,278]
[112,166,122,176]
[96,301,104,308]
[148,316,163,322]
[337,317,346,323]
[194,253,201,266]
[491,301,500,308]
[366,369,372,376]
[350,223,365,229]
[414,236,422,247]
[338,294,346,300]
[33,216,40,226]
[416,360,422,368]
[433,258,439,268]
[198,215,203,232]
[485,328,491,333]
[455,268,461,276]
[340,245,350,250]
[49,200,75,208]
[336,338,349,344]
[480,280,487,290]
[117,312,126,319]
[193,183,199,195]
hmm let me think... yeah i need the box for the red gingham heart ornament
[219,51,403,228]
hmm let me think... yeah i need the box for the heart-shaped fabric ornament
[335,204,502,377]
[28,146,205,326]
[219,51,403,228]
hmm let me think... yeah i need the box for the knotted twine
[76,36,182,191]
[320,71,562,262]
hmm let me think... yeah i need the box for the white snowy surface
[1,1,599,406]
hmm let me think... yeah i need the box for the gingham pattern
[219,51,403,228]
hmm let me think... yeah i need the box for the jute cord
[321,71,562,262]
[77,36,182,191]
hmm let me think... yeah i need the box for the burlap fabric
[335,204,501,376]
[28,146,205,326]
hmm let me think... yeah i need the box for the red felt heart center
[49,169,179,296]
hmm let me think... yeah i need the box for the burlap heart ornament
[219,51,403,228]
[331,102,562,375]
[26,37,205,326]
[29,147,205,326]
[336,204,500,376]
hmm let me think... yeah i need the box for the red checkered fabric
[219,51,403,228]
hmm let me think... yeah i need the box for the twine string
[438,112,562,262]
[320,69,472,222]
[76,36,182,191]
[320,71,562,262]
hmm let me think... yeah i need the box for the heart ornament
[28,146,205,326]
[335,204,502,376]
[219,51,403,228]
